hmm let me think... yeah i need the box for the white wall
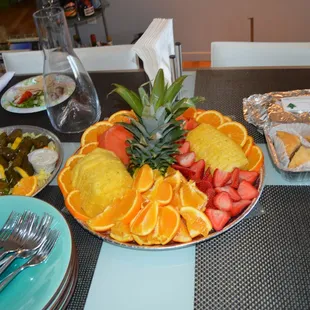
[74,0,310,60]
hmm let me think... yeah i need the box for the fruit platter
[58,70,264,249]
[0,125,63,197]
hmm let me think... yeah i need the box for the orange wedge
[133,164,154,192]
[65,154,85,169]
[57,167,73,198]
[113,189,142,224]
[108,110,137,124]
[180,181,208,211]
[110,221,134,242]
[195,110,225,127]
[173,219,192,243]
[180,206,213,238]
[170,191,182,211]
[130,200,159,236]
[152,180,173,205]
[157,206,180,245]
[65,190,90,221]
[217,121,248,147]
[88,204,116,232]
[223,116,232,123]
[94,121,113,137]
[242,136,254,156]
[164,170,183,191]
[78,142,99,155]
[81,121,112,146]
[12,176,37,196]
[247,145,264,172]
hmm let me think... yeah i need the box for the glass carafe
[33,7,101,133]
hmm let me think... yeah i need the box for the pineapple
[110,69,204,175]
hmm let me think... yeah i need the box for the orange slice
[180,181,208,212]
[57,167,73,198]
[152,180,173,205]
[195,110,225,127]
[108,110,137,124]
[65,154,85,169]
[170,192,182,211]
[12,176,37,196]
[133,164,154,193]
[246,145,264,172]
[242,136,254,156]
[78,142,99,155]
[182,107,197,119]
[180,206,213,238]
[217,121,248,147]
[223,116,232,123]
[113,189,142,224]
[110,221,134,242]
[173,219,192,243]
[157,206,180,245]
[65,190,90,221]
[88,204,116,232]
[130,201,159,236]
[164,170,183,191]
[81,121,112,146]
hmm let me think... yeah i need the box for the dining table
[1,67,310,310]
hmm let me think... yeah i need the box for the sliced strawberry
[213,192,232,212]
[230,168,240,189]
[205,209,231,231]
[237,180,259,200]
[215,186,241,201]
[202,167,213,183]
[206,188,216,209]
[196,180,213,193]
[171,164,192,179]
[184,119,199,130]
[175,152,195,167]
[189,159,205,182]
[213,169,231,187]
[239,170,259,184]
[178,141,190,154]
[230,200,252,217]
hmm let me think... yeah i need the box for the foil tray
[0,125,64,196]
[74,166,265,251]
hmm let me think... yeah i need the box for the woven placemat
[37,186,102,309]
[194,185,310,310]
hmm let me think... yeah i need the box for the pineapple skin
[186,124,248,172]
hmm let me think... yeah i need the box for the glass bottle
[33,7,101,133]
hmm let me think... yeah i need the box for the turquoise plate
[0,196,72,310]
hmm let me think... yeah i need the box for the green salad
[10,90,44,109]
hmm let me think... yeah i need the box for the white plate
[1,75,76,114]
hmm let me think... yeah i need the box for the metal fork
[0,213,53,275]
[0,211,36,261]
[0,230,60,292]
[0,212,21,247]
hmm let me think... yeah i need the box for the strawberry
[189,159,205,182]
[237,180,259,200]
[213,169,231,187]
[175,152,195,167]
[202,167,213,183]
[196,180,213,193]
[206,188,216,209]
[215,186,241,201]
[184,119,199,130]
[213,192,232,212]
[239,170,259,184]
[230,200,252,217]
[178,141,190,154]
[205,209,231,231]
[171,164,192,179]
[230,168,240,189]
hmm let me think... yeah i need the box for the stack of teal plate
[0,196,77,310]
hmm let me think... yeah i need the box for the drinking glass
[33,7,101,133]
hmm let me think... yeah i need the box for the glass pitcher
[33,7,101,133]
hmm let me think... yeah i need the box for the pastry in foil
[289,146,310,169]
[276,131,301,159]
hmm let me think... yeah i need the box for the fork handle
[0,262,29,292]
[0,253,17,276]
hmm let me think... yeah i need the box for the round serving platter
[75,166,265,250]
[0,125,64,197]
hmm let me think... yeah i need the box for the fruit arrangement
[58,69,264,247]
